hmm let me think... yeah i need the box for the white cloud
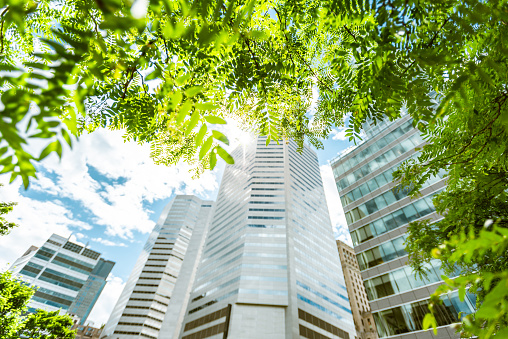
[91,237,127,247]
[319,165,353,247]
[86,275,125,326]
[330,126,348,141]
[0,179,92,270]
[27,128,221,238]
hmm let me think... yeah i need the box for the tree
[1,0,505,186]
[0,184,17,236]
[0,271,76,339]
[18,310,75,339]
[0,271,33,338]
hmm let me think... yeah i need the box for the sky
[0,122,353,327]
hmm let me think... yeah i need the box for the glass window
[413,199,432,216]
[374,195,388,211]
[367,178,378,192]
[346,173,355,185]
[354,169,364,181]
[392,210,408,227]
[383,214,397,231]
[359,183,370,196]
[365,199,379,214]
[352,208,361,222]
[400,138,415,153]
[380,241,397,261]
[384,132,396,144]
[392,236,407,257]
[375,173,388,187]
[384,150,397,163]
[351,187,362,200]
[392,187,407,200]
[372,219,386,235]
[345,212,353,225]
[402,204,419,222]
[424,195,436,211]
[404,266,425,289]
[383,191,397,205]
[357,205,368,219]
[390,269,411,294]
[376,137,388,149]
[357,253,367,270]
[392,144,405,157]
[351,231,359,246]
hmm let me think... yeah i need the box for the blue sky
[0,122,353,325]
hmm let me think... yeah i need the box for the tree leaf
[199,136,213,160]
[211,130,229,145]
[204,115,226,124]
[216,145,234,164]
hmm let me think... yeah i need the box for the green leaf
[176,73,192,86]
[185,112,200,136]
[195,124,207,146]
[199,136,213,160]
[422,313,437,334]
[204,115,226,124]
[38,141,62,161]
[196,102,219,111]
[184,86,203,97]
[216,146,234,164]
[209,149,217,169]
[211,130,229,145]
[175,101,192,125]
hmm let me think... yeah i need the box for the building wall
[337,240,378,339]
[102,196,214,339]
[10,234,114,324]
[180,138,356,339]
[330,116,476,338]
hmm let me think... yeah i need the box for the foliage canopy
[1,0,506,186]
[0,271,76,339]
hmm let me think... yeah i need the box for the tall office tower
[336,240,378,339]
[179,137,356,339]
[101,195,215,339]
[330,116,477,338]
[10,234,114,323]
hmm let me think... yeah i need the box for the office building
[72,324,103,339]
[10,234,114,323]
[101,195,215,339]
[330,116,476,338]
[179,137,356,339]
[336,240,378,339]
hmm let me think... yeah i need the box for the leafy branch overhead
[1,0,504,186]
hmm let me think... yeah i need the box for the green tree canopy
[0,271,76,339]
[1,0,506,186]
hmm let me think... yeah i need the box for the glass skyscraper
[330,116,476,338]
[101,195,215,339]
[179,137,355,339]
[9,233,114,324]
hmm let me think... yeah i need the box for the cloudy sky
[0,122,352,326]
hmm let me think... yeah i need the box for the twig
[0,6,10,54]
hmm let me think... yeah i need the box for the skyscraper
[336,240,377,339]
[101,195,215,339]
[10,234,114,323]
[330,116,476,338]
[179,137,355,339]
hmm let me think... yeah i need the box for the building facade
[101,195,215,339]
[72,324,103,339]
[330,116,476,338]
[337,240,378,339]
[10,234,114,324]
[179,137,356,339]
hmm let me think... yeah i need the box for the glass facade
[10,234,114,324]
[179,138,356,339]
[373,292,476,337]
[330,116,472,338]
